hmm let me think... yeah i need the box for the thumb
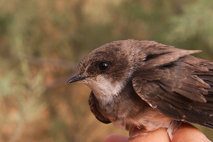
[129,128,170,142]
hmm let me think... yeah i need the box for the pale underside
[112,108,172,131]
[85,75,124,104]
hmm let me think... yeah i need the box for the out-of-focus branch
[45,76,71,91]
[27,57,76,90]
[27,57,75,71]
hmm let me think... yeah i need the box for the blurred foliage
[0,0,212,142]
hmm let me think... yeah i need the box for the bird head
[68,40,136,99]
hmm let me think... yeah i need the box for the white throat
[86,75,125,103]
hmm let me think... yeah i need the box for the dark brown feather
[134,40,201,69]
[132,55,213,128]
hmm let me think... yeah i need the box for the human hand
[103,124,211,142]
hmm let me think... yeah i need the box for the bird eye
[98,62,110,71]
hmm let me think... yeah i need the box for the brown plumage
[133,55,213,128]
[89,91,111,123]
[68,39,213,139]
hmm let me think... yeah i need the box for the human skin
[103,124,211,142]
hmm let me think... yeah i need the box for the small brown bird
[68,40,213,139]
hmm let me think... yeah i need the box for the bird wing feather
[132,55,213,128]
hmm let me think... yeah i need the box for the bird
[68,39,213,139]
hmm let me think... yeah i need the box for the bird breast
[86,75,125,104]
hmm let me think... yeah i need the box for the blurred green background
[0,0,213,142]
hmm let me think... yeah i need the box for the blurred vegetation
[0,0,212,142]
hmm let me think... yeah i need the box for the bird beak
[67,75,86,84]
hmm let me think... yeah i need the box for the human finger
[172,124,211,142]
[129,128,170,142]
[103,134,128,142]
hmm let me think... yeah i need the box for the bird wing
[132,55,213,128]
[88,91,111,124]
